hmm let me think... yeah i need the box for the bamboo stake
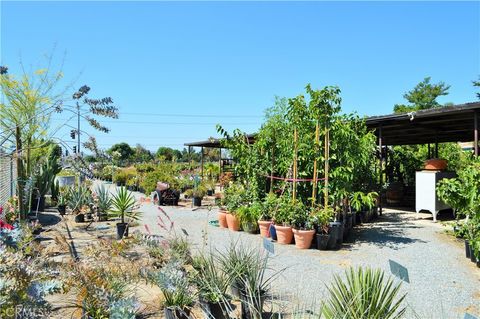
[324,124,329,209]
[293,129,297,201]
[312,121,320,207]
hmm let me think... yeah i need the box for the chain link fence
[0,153,17,207]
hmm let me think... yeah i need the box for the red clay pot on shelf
[218,210,228,228]
[293,229,316,249]
[424,158,447,170]
[258,220,272,238]
[226,213,241,231]
[275,225,293,244]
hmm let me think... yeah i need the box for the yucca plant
[109,187,141,239]
[95,185,112,213]
[322,267,406,319]
[67,185,92,214]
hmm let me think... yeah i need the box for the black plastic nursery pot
[207,189,214,196]
[328,222,343,250]
[465,240,471,258]
[74,213,85,223]
[57,205,66,215]
[470,246,476,263]
[116,222,129,239]
[164,307,190,319]
[316,233,329,250]
[240,291,266,319]
[193,197,202,207]
[200,300,229,319]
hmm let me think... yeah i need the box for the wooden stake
[312,121,320,206]
[324,124,329,209]
[293,129,298,201]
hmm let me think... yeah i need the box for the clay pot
[292,229,315,249]
[226,213,241,231]
[274,225,293,244]
[258,220,272,238]
[218,211,228,228]
[424,158,447,170]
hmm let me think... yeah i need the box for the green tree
[107,142,134,163]
[132,144,153,163]
[0,64,64,218]
[473,76,480,100]
[394,77,450,113]
[156,146,181,161]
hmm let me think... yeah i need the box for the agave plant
[95,185,112,213]
[322,267,406,319]
[67,185,92,213]
[109,187,140,224]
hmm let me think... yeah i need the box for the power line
[51,119,260,125]
[118,112,263,118]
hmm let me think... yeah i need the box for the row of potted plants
[217,183,378,250]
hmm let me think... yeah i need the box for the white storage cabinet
[415,171,456,222]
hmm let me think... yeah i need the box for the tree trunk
[15,126,26,219]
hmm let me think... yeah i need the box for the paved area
[98,181,480,318]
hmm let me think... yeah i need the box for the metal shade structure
[365,102,480,154]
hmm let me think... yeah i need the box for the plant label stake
[464,313,478,319]
[263,237,275,255]
[388,259,410,283]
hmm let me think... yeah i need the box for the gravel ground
[100,182,480,318]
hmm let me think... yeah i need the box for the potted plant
[67,185,91,223]
[185,186,206,207]
[291,201,315,249]
[313,206,334,250]
[152,261,195,319]
[205,179,216,196]
[57,195,67,215]
[273,197,294,245]
[238,202,261,234]
[258,193,276,238]
[193,253,231,319]
[223,183,247,232]
[109,186,141,239]
[95,185,112,221]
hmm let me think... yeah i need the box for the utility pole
[77,101,81,155]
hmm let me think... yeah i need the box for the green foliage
[67,185,92,213]
[323,267,406,319]
[192,252,231,304]
[393,77,450,113]
[156,146,182,162]
[260,192,278,220]
[109,187,140,224]
[95,185,112,213]
[108,142,135,164]
[223,182,250,213]
[34,144,62,197]
[311,205,335,234]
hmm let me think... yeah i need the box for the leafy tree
[132,144,154,163]
[156,146,181,161]
[108,142,134,163]
[394,77,450,113]
[0,64,64,217]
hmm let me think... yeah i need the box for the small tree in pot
[109,187,141,239]
[258,193,276,238]
[291,201,315,249]
[95,185,112,221]
[312,206,334,250]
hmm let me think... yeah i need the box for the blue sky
[1,1,479,152]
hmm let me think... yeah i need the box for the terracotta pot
[218,211,228,228]
[274,225,293,244]
[424,158,447,170]
[258,220,272,238]
[293,229,315,249]
[226,213,241,231]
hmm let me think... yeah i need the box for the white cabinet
[415,171,456,222]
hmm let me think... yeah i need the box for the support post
[219,147,222,176]
[475,110,478,157]
[427,143,431,159]
[435,142,439,158]
[201,147,204,179]
[378,126,383,215]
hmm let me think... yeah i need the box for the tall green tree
[108,142,134,163]
[394,77,450,113]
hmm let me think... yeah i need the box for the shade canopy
[366,102,480,146]
[185,102,480,149]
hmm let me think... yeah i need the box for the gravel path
[99,182,480,318]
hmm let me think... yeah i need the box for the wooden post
[378,126,383,215]
[324,124,330,209]
[312,121,320,207]
[475,110,478,157]
[293,128,298,201]
[270,145,275,193]
[201,147,204,179]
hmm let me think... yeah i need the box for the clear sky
[1,1,479,152]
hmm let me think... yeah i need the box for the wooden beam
[378,126,383,215]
